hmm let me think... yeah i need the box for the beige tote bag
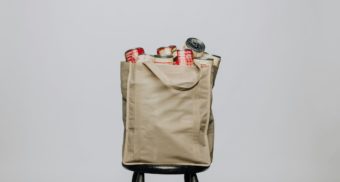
[120,60,219,166]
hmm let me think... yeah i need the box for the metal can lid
[185,37,205,53]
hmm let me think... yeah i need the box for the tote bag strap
[143,61,202,91]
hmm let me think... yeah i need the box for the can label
[125,47,145,63]
[174,49,193,66]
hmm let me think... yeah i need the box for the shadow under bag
[120,60,220,167]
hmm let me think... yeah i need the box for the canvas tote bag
[120,59,219,166]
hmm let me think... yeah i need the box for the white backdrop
[0,0,339,182]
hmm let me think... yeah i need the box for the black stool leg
[132,172,144,182]
[184,173,198,182]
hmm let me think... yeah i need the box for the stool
[123,164,209,182]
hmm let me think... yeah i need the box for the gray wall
[0,0,339,181]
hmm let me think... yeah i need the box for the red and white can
[168,45,177,57]
[125,47,145,63]
[157,47,172,56]
[174,49,194,66]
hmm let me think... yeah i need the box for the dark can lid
[185,37,205,53]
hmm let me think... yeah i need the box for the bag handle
[143,61,202,91]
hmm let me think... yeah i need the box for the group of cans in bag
[124,37,221,67]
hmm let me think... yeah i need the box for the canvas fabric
[120,59,220,166]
